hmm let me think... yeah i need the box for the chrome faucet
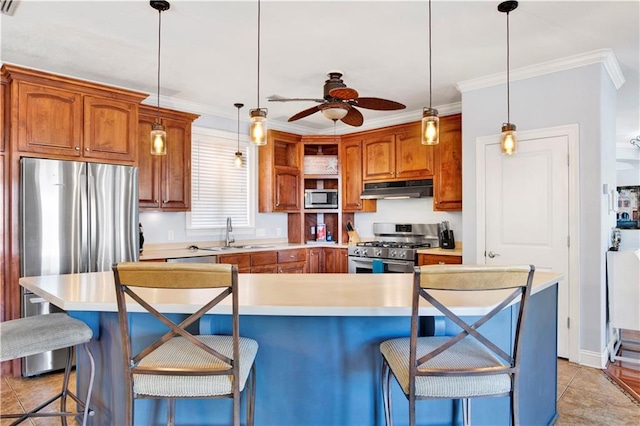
[225,217,234,247]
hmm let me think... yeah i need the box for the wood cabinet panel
[251,264,278,274]
[17,82,82,156]
[259,130,302,213]
[277,248,306,264]
[341,137,376,212]
[362,123,433,182]
[418,253,462,266]
[138,106,198,212]
[251,251,277,267]
[394,125,434,179]
[83,95,137,162]
[307,248,323,273]
[274,169,300,211]
[362,133,395,181]
[278,262,306,273]
[218,253,251,272]
[324,248,348,273]
[433,114,462,211]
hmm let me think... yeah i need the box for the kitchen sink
[196,244,274,251]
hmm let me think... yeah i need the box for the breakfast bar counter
[20,271,562,425]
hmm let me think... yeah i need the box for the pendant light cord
[506,9,511,123]
[156,8,162,122]
[428,0,432,108]
[237,106,241,151]
[257,0,261,109]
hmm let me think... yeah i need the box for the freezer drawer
[21,292,69,377]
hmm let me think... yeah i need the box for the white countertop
[140,242,348,261]
[20,271,562,317]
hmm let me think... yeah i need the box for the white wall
[461,62,617,366]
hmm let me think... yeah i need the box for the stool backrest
[112,262,240,379]
[410,264,535,384]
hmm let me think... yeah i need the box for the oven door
[348,257,414,274]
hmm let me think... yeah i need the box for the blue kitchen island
[20,271,562,426]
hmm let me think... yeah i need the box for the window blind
[190,132,249,229]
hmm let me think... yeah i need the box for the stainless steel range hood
[360,179,433,200]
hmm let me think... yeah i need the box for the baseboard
[580,348,609,369]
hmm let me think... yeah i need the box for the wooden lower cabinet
[307,247,348,273]
[277,248,307,273]
[250,251,278,274]
[417,254,462,266]
[217,253,251,273]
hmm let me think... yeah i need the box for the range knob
[353,248,360,256]
[397,251,406,259]
[374,249,382,257]
[389,250,397,258]
[361,248,368,257]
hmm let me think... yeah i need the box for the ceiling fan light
[150,122,167,155]
[421,107,439,145]
[320,105,349,120]
[501,122,517,155]
[249,108,267,146]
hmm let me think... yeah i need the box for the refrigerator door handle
[29,297,48,304]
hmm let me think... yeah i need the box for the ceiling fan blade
[288,105,321,122]
[268,95,325,103]
[329,87,359,100]
[353,97,406,111]
[341,107,364,127]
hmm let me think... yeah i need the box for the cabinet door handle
[438,261,446,265]
[85,147,90,151]
[154,200,158,203]
[75,146,80,151]
[487,251,500,258]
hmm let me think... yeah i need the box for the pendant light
[498,1,518,155]
[150,1,169,156]
[249,0,267,146]
[421,0,439,145]
[234,103,244,168]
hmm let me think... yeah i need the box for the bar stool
[112,262,258,426]
[380,264,535,426]
[0,312,95,426]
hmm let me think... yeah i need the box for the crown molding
[456,49,625,93]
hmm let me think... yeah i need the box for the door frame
[475,124,581,363]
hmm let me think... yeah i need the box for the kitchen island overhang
[20,271,562,426]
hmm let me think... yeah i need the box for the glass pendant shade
[421,107,439,145]
[234,152,243,168]
[249,108,267,146]
[150,122,167,155]
[501,122,517,155]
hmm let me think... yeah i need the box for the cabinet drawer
[278,262,306,273]
[251,265,278,274]
[419,254,462,266]
[251,251,277,267]
[218,253,251,270]
[278,248,307,264]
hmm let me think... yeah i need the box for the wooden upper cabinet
[362,122,433,182]
[5,64,146,164]
[138,106,199,212]
[259,130,302,213]
[83,95,137,162]
[433,114,462,211]
[17,82,83,156]
[341,136,376,212]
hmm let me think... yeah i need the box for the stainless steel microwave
[304,189,338,209]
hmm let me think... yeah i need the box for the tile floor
[2,359,640,425]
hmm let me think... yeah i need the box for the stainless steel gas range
[347,223,439,273]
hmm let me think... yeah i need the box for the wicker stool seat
[0,312,95,426]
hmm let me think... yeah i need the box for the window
[188,127,252,230]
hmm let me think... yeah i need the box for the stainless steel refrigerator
[20,158,139,376]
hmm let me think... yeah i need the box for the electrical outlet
[168,230,174,241]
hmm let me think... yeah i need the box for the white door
[483,134,570,358]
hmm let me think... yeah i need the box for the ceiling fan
[268,71,406,127]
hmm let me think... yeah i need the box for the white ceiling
[1,0,639,146]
